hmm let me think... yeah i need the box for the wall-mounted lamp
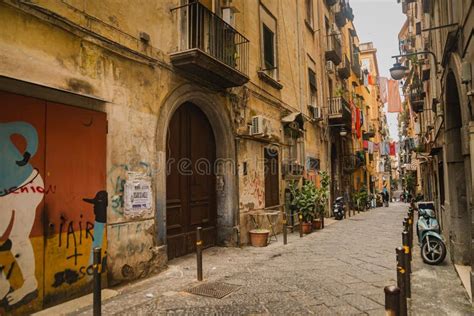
[389,61,408,80]
[339,128,348,137]
[390,51,439,81]
[328,123,349,137]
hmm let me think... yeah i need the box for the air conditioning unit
[326,61,335,73]
[309,106,323,121]
[250,115,271,136]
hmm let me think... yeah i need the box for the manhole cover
[185,282,240,299]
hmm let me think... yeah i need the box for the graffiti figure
[0,122,43,306]
[83,190,107,264]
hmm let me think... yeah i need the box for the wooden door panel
[43,103,106,306]
[166,103,216,260]
[0,92,46,314]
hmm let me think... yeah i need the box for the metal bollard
[93,247,102,316]
[402,231,411,298]
[384,285,401,316]
[396,247,407,316]
[283,215,288,245]
[299,213,303,238]
[196,227,203,281]
[344,208,347,219]
[321,214,325,229]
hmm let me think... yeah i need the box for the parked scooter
[416,204,447,265]
[333,196,345,220]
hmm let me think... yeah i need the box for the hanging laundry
[356,108,362,139]
[363,140,369,150]
[378,77,388,104]
[351,100,356,132]
[363,69,369,86]
[368,74,377,85]
[368,141,374,154]
[387,79,402,112]
[374,143,380,152]
[389,142,396,156]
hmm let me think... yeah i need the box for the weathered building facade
[0,0,375,313]
[397,0,474,303]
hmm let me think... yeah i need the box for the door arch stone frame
[154,83,238,255]
[442,52,472,264]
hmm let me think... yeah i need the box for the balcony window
[263,24,275,71]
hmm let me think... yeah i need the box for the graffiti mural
[0,122,43,308]
[1,95,108,314]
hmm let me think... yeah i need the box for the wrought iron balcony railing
[325,35,342,65]
[170,2,249,88]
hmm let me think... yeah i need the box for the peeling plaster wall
[0,1,182,305]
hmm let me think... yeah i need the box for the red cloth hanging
[389,142,396,156]
[356,108,361,139]
[368,74,376,85]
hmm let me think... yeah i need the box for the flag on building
[389,142,397,156]
[387,79,402,112]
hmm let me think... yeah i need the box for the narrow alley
[71,204,404,315]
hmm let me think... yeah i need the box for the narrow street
[72,204,407,315]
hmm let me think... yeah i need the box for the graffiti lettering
[0,184,56,197]
[52,254,107,288]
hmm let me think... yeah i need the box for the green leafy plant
[315,171,330,217]
[404,172,416,195]
[353,186,368,211]
[288,180,317,223]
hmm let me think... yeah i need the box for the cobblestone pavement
[74,204,408,315]
[410,222,473,315]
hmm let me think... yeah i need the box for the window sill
[257,70,283,90]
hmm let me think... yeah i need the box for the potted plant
[289,180,317,234]
[249,228,270,247]
[314,171,330,229]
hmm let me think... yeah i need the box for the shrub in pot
[289,180,317,234]
[314,171,330,229]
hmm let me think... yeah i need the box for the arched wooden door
[166,103,217,260]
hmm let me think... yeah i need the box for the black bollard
[299,213,303,238]
[384,285,401,316]
[93,247,102,316]
[196,227,203,281]
[283,215,288,245]
[402,231,411,298]
[396,247,407,316]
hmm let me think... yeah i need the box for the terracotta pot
[313,219,322,230]
[302,222,313,234]
[249,229,270,247]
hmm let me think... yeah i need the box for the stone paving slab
[410,224,473,316]
[71,204,411,315]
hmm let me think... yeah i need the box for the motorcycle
[333,196,345,220]
[416,203,447,265]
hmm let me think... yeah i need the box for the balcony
[170,2,249,89]
[409,84,425,113]
[337,55,350,79]
[351,48,361,79]
[327,96,351,129]
[335,10,347,28]
[325,35,343,65]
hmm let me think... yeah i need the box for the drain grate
[185,282,240,299]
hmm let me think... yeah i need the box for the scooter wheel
[421,238,447,265]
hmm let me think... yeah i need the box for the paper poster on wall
[124,172,152,218]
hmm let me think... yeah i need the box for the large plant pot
[302,222,313,234]
[249,229,270,247]
[313,219,322,230]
